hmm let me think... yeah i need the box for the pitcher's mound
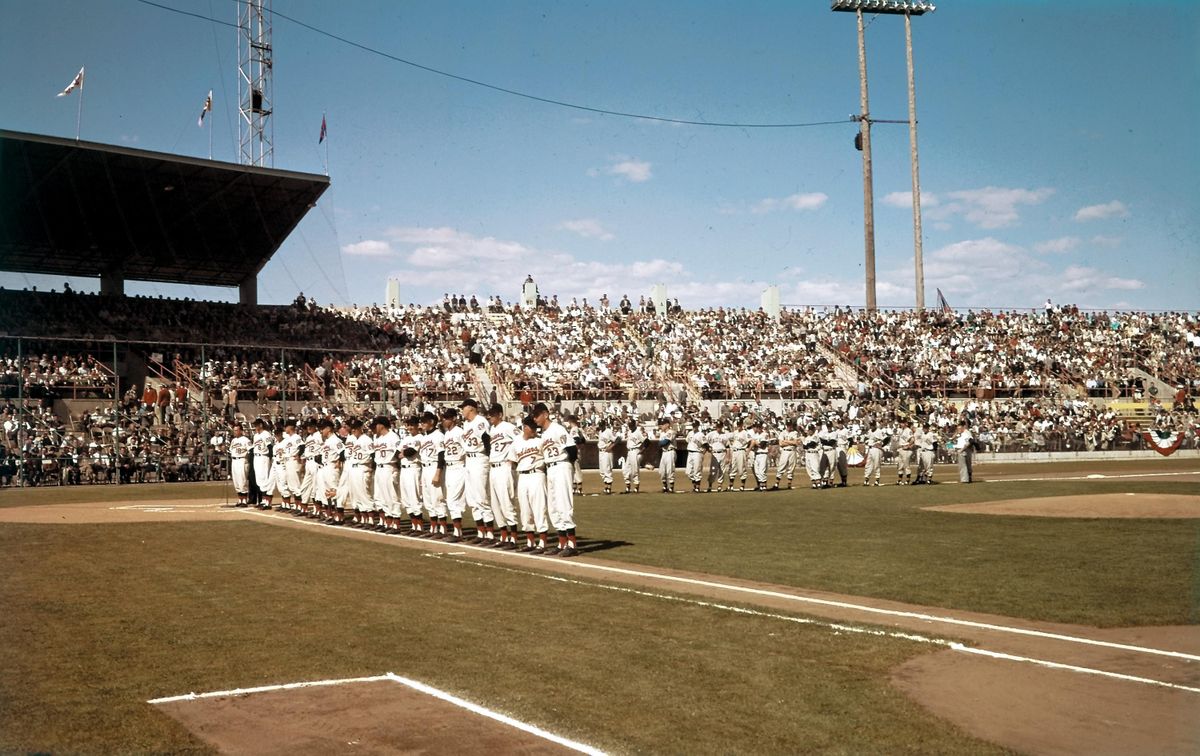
[925,493,1200,519]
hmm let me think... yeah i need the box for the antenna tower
[237,0,273,167]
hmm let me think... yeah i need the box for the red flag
[318,114,327,144]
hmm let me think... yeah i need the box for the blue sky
[2,0,1197,310]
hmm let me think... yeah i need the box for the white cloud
[751,192,828,214]
[385,226,687,303]
[882,190,939,208]
[927,186,1054,229]
[1059,265,1144,292]
[1090,234,1123,247]
[340,239,393,257]
[1074,200,1130,222]
[908,236,1146,306]
[557,218,614,241]
[1032,236,1081,254]
[596,156,652,183]
[381,226,1149,311]
[922,237,1038,293]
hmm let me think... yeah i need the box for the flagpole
[208,110,213,160]
[324,112,329,177]
[75,68,84,141]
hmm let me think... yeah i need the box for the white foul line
[146,674,394,704]
[241,509,1200,664]
[148,671,605,754]
[948,644,1200,694]
[383,673,605,755]
[441,554,1200,695]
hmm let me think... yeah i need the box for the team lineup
[224,401,979,556]
[227,401,581,556]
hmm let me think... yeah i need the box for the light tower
[831,0,934,311]
[238,0,273,167]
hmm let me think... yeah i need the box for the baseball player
[261,424,291,509]
[706,422,728,492]
[749,421,771,491]
[344,419,376,526]
[316,418,344,522]
[419,411,448,539]
[440,408,469,542]
[802,423,822,489]
[773,421,798,490]
[817,422,838,489]
[684,421,705,493]
[566,415,586,496]
[298,419,322,516]
[250,419,273,509]
[509,415,550,553]
[622,419,644,494]
[227,423,251,506]
[656,419,676,494]
[533,402,578,556]
[372,416,402,532]
[596,420,616,495]
[459,400,495,544]
[399,416,427,535]
[916,423,937,484]
[833,418,851,487]
[728,422,749,491]
[279,419,304,513]
[863,423,888,486]
[485,404,519,549]
[895,422,916,485]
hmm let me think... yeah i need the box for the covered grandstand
[0,129,329,304]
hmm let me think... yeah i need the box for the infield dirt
[156,680,574,755]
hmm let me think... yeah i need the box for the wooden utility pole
[906,12,926,311]
[856,9,877,311]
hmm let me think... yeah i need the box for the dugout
[0,129,329,305]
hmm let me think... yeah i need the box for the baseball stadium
[2,2,1198,755]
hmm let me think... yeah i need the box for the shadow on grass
[575,538,633,554]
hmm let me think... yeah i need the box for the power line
[132,0,852,130]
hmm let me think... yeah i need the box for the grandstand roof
[0,129,329,288]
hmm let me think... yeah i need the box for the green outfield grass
[0,520,1005,755]
[576,477,1200,627]
[1,461,1197,626]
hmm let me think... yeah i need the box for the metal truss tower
[237,0,273,167]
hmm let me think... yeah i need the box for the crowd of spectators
[0,286,1196,487]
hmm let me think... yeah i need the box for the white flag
[198,90,212,127]
[57,67,85,97]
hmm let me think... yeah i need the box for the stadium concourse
[0,286,1196,493]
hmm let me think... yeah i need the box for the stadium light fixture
[831,0,935,15]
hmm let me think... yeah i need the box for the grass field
[0,520,1004,755]
[575,476,1200,627]
[1,460,1196,753]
